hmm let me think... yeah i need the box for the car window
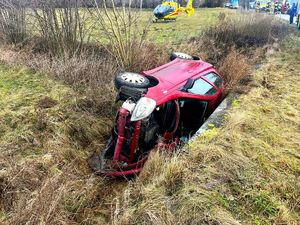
[187,78,217,96]
[204,73,224,88]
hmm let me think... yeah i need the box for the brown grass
[218,49,252,91]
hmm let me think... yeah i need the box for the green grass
[86,8,233,44]
[146,8,232,43]
[0,66,71,155]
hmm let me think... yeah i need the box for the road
[276,13,297,24]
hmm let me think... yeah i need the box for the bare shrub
[130,42,169,72]
[218,49,251,91]
[192,12,289,66]
[90,0,151,69]
[184,12,289,92]
[30,0,90,57]
[0,0,27,44]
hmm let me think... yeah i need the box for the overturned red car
[89,52,225,177]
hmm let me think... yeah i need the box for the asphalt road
[276,13,297,24]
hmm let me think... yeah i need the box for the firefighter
[267,1,272,12]
[286,1,291,13]
[274,1,281,14]
[256,1,261,12]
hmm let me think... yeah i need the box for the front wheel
[115,72,150,90]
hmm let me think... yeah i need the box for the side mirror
[181,78,194,92]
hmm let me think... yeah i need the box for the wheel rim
[121,73,146,84]
[174,52,193,60]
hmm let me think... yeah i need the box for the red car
[89,53,225,177]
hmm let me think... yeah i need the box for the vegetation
[113,35,300,225]
[0,0,298,224]
[0,0,26,44]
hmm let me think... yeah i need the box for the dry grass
[0,65,118,224]
[218,49,252,91]
[112,35,300,225]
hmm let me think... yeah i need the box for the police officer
[289,3,297,24]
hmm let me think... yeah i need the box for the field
[120,8,232,43]
[0,6,299,225]
[72,8,231,43]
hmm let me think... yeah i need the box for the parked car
[89,52,225,177]
[224,2,231,7]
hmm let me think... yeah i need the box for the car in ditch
[89,52,226,177]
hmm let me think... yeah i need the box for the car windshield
[155,4,175,13]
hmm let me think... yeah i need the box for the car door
[178,77,218,136]
[185,74,223,111]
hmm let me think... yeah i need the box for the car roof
[142,58,213,86]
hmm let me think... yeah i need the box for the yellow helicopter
[153,0,195,22]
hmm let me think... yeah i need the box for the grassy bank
[113,35,300,224]
[0,65,117,224]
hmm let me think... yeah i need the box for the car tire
[115,72,150,90]
[170,52,194,61]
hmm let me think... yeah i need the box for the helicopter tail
[186,0,193,9]
[181,0,195,16]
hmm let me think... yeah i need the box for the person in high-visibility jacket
[274,1,281,14]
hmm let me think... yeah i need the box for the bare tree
[89,0,151,69]
[0,0,27,44]
[30,0,90,58]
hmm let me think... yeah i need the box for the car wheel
[170,52,194,61]
[115,72,150,90]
